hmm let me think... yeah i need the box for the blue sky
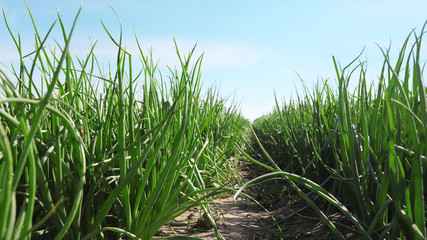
[1,1,427,121]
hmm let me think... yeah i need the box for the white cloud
[197,41,266,68]
[0,38,21,65]
[66,35,270,70]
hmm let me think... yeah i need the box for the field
[0,5,426,240]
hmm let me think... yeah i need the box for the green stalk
[0,110,14,240]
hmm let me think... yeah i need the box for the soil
[156,194,272,239]
[157,160,360,240]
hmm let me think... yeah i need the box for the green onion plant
[0,3,244,239]
[242,22,427,239]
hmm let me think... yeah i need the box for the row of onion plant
[240,23,427,239]
[0,4,246,240]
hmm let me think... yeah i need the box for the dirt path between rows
[156,193,273,239]
[155,160,359,240]
[156,159,276,239]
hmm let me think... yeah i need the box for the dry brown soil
[155,194,272,239]
[156,161,360,240]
